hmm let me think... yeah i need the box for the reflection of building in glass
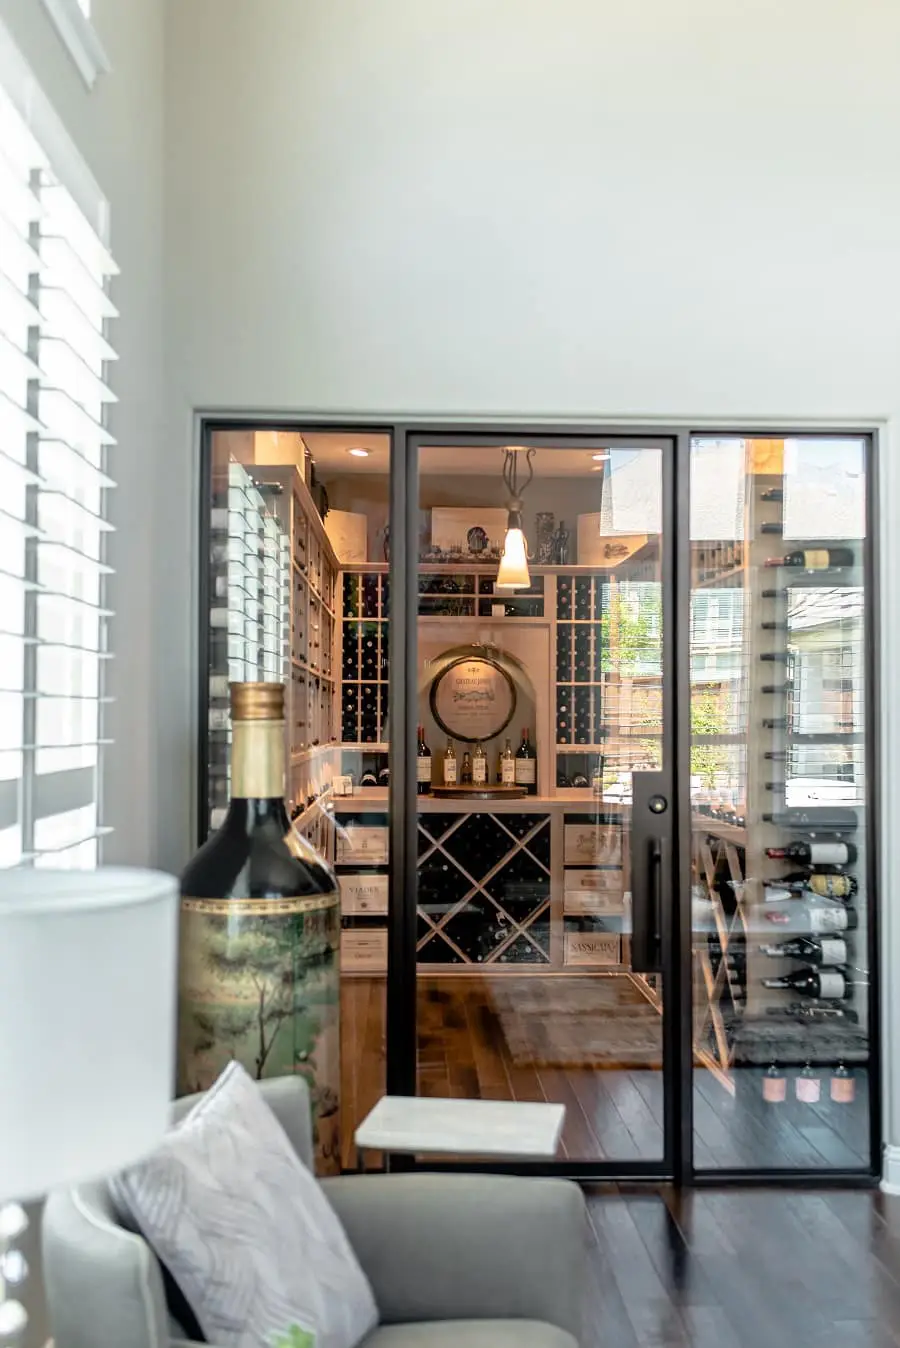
[785,588,864,804]
[689,589,747,798]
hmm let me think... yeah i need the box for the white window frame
[0,15,117,866]
[39,0,110,90]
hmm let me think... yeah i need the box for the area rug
[491,976,662,1069]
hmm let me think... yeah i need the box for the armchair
[42,1077,587,1348]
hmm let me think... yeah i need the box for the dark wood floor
[583,1188,900,1348]
[340,974,870,1172]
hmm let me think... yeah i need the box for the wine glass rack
[206,459,290,831]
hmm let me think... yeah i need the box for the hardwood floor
[340,974,871,1172]
[583,1189,900,1348]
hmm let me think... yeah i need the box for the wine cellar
[201,427,875,1178]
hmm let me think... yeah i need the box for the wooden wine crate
[564,931,621,966]
[340,873,389,916]
[336,824,388,865]
[564,823,623,867]
[563,869,625,916]
[341,927,388,973]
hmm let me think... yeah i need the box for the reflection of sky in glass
[690,439,745,540]
[783,438,865,541]
[603,448,662,535]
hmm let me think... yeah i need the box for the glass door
[689,435,875,1174]
[404,434,675,1171]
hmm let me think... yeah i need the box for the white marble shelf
[355,1095,566,1157]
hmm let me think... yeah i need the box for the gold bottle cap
[229,682,285,722]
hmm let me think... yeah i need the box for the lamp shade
[496,527,530,590]
[0,868,178,1201]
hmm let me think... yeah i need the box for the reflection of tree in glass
[690,687,730,787]
[200,917,331,1079]
[601,588,662,675]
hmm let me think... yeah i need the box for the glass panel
[414,441,665,1163]
[690,435,871,1170]
[205,428,392,1170]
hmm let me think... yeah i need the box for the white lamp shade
[0,868,178,1201]
[496,527,530,590]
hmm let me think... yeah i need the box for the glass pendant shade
[496,524,530,590]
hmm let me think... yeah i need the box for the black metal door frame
[197,417,881,1185]
[387,426,685,1182]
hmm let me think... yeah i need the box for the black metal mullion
[386,427,418,1097]
[673,431,695,1183]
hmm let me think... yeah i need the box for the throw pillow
[110,1061,378,1348]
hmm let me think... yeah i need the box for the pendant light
[496,446,535,590]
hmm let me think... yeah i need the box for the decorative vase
[536,511,556,564]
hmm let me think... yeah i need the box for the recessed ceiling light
[591,452,610,461]
[348,447,370,458]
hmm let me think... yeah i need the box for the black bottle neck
[222,796,291,834]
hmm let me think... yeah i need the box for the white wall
[0,1,164,1336]
[164,0,900,1173]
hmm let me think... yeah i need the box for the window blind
[0,77,117,868]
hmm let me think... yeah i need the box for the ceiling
[304,431,618,479]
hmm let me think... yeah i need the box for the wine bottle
[762,967,850,1000]
[460,750,473,786]
[809,904,858,933]
[763,1061,786,1103]
[768,872,857,899]
[764,548,854,569]
[442,738,457,786]
[178,683,340,1167]
[416,725,432,795]
[766,841,857,866]
[499,737,515,785]
[472,741,488,786]
[760,936,848,966]
[515,727,537,795]
[831,1063,855,1104]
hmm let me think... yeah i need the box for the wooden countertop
[332,788,625,814]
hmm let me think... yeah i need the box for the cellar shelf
[692,815,748,846]
[290,743,339,766]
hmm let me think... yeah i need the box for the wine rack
[690,445,870,1109]
[341,570,389,745]
[418,570,544,617]
[250,463,340,827]
[206,459,290,831]
[416,812,552,966]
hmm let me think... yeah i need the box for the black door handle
[631,771,668,974]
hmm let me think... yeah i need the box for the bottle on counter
[442,738,458,786]
[416,725,432,795]
[461,750,473,786]
[515,727,537,795]
[472,741,488,786]
[178,682,340,1168]
[498,737,516,786]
